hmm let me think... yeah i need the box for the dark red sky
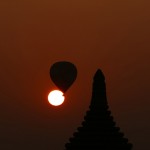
[0,0,150,150]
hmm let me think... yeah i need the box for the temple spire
[65,69,133,150]
[90,69,107,110]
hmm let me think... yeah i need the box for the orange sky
[0,0,150,149]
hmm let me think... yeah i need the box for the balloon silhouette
[50,61,77,93]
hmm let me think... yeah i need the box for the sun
[48,90,65,106]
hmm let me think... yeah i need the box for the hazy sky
[0,0,150,150]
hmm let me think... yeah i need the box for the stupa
[65,69,133,150]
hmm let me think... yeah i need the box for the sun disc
[48,90,65,106]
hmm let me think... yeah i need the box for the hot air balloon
[50,61,77,93]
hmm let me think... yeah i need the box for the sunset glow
[48,90,65,106]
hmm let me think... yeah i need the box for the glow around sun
[48,90,65,106]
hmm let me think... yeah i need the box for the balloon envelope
[50,61,77,92]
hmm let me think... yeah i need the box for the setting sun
[48,90,65,106]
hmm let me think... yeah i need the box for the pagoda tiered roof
[65,69,133,150]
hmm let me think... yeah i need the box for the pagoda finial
[90,69,108,110]
[94,69,105,80]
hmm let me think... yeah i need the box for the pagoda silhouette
[65,69,133,150]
